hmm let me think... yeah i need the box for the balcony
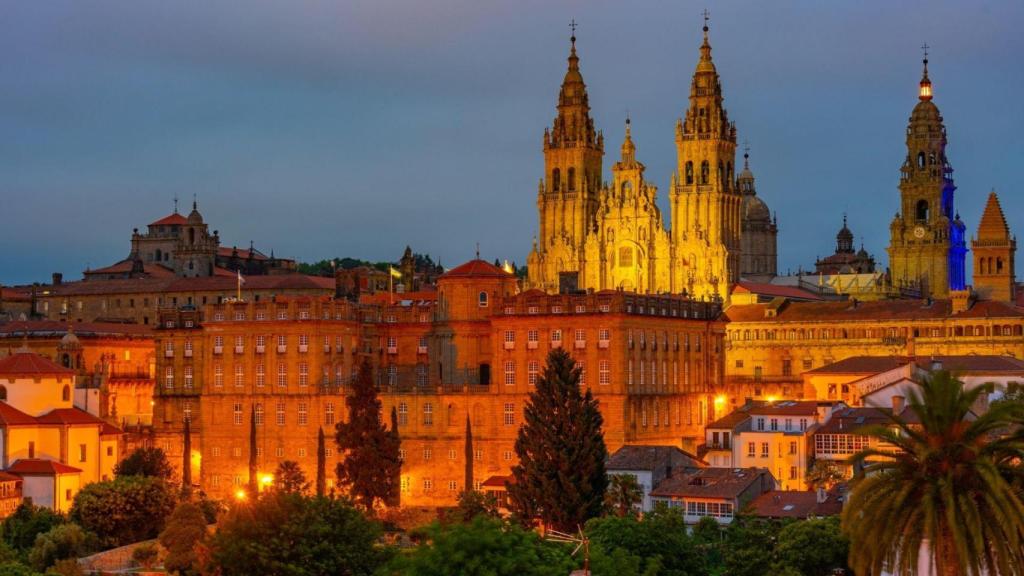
[276,345,287,354]
[298,344,308,353]
[213,346,223,355]
[255,345,265,354]
[527,341,538,350]
[387,346,398,355]
[323,345,331,353]
[164,349,174,358]
[550,340,562,349]
[335,344,344,353]
[503,341,515,350]
[184,349,193,358]
[234,346,244,354]
[574,340,586,349]
[598,340,609,349]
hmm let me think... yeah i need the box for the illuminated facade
[972,191,1016,302]
[887,54,967,298]
[528,22,759,300]
[153,259,725,505]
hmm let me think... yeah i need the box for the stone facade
[738,151,777,277]
[815,216,876,275]
[972,191,1016,302]
[528,24,765,301]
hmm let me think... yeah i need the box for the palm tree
[604,473,643,517]
[841,371,1024,575]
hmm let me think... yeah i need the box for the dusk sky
[2,1,1022,285]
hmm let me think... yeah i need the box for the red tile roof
[748,489,844,518]
[733,282,825,301]
[149,213,188,226]
[481,475,512,488]
[440,259,514,280]
[217,247,270,261]
[0,352,74,377]
[101,422,122,436]
[7,459,81,475]
[0,288,32,303]
[606,445,705,471]
[0,403,39,426]
[725,298,1024,323]
[816,407,893,435]
[650,467,772,500]
[0,471,22,483]
[85,260,176,278]
[748,400,826,417]
[805,355,1024,376]
[804,356,912,375]
[40,273,335,297]
[36,408,107,427]
[0,320,154,338]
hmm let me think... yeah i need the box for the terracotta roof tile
[440,259,514,280]
[748,489,844,518]
[816,407,892,435]
[7,459,81,475]
[0,320,153,338]
[650,467,772,499]
[149,213,188,226]
[0,403,39,426]
[36,408,107,426]
[607,445,705,472]
[748,400,827,417]
[733,282,825,301]
[0,352,74,377]
[725,298,1024,324]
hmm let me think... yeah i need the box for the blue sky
[2,1,1021,285]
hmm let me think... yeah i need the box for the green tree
[508,348,608,532]
[27,524,92,572]
[383,516,574,576]
[335,360,401,511]
[804,459,844,490]
[69,476,177,549]
[1,503,64,553]
[48,557,84,576]
[113,446,174,480]
[0,562,36,576]
[207,492,388,576]
[586,507,705,576]
[604,474,643,517]
[159,501,207,576]
[774,517,849,575]
[452,491,499,524]
[273,461,309,494]
[843,372,1024,576]
[720,515,777,576]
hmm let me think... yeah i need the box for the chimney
[52,272,62,286]
[892,395,905,415]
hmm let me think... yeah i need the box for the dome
[742,195,771,222]
[59,330,81,349]
[187,208,203,225]
[910,99,941,123]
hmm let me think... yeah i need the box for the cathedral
[527,22,777,300]
[887,52,967,298]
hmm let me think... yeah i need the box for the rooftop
[607,445,704,472]
[0,352,74,377]
[439,259,515,280]
[725,298,1024,324]
[748,489,844,518]
[650,467,771,500]
[7,459,81,476]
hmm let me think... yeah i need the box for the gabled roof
[100,422,122,436]
[7,459,81,475]
[733,281,824,301]
[816,407,892,435]
[804,356,912,375]
[0,471,22,483]
[85,259,176,278]
[748,489,844,518]
[607,445,704,472]
[0,352,74,377]
[36,408,107,427]
[748,400,826,417]
[651,467,771,500]
[439,259,514,280]
[0,402,39,426]
[149,213,188,226]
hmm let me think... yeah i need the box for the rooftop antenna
[547,526,590,575]
[173,195,179,213]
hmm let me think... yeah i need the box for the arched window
[567,167,576,191]
[727,161,733,182]
[62,385,70,402]
[62,354,71,368]
[918,152,926,168]
[997,258,1004,273]
[552,168,560,192]
[621,181,632,195]
[700,161,709,185]
[478,291,488,308]
[685,161,694,185]
[916,200,929,222]
[718,160,724,183]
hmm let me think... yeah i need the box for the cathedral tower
[737,148,778,277]
[527,31,604,293]
[887,51,967,297]
[670,18,742,299]
[972,191,1016,302]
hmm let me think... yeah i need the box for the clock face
[913,226,926,239]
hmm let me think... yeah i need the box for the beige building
[528,22,767,301]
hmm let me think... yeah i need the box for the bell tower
[972,191,1016,302]
[887,48,966,297]
[670,13,741,299]
[527,24,604,293]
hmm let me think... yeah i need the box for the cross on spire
[702,8,710,32]
[173,195,179,213]
[921,42,930,61]
[569,18,577,45]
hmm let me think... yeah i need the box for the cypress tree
[464,415,474,492]
[335,360,401,511]
[316,427,326,497]
[182,415,192,497]
[508,348,608,532]
[248,404,258,496]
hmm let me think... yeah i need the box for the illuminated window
[234,364,244,387]
[325,402,335,426]
[277,364,287,387]
[398,403,408,426]
[423,403,433,426]
[299,362,308,387]
[298,403,308,426]
[528,361,539,385]
[276,402,285,426]
[255,364,265,387]
[504,361,516,386]
[254,404,264,426]
[599,360,610,385]
[503,403,515,426]
[232,403,242,426]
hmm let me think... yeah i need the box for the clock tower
[887,50,966,298]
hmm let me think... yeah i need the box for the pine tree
[335,360,401,511]
[316,427,326,497]
[508,348,608,532]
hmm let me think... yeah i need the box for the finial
[569,18,577,47]
[475,242,480,260]
[702,8,710,33]
[173,195,179,213]
[192,193,197,211]
[743,140,750,169]
[918,43,933,101]
[843,212,848,227]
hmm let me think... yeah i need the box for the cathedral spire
[919,43,933,101]
[548,21,599,149]
[620,116,635,163]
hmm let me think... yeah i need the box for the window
[276,402,285,426]
[747,442,755,457]
[255,363,265,387]
[398,403,408,426]
[528,330,539,345]
[448,449,457,460]
[504,330,515,345]
[299,362,309,387]
[478,291,488,308]
[233,403,243,426]
[423,447,432,461]
[255,404,264,425]
[212,447,221,457]
[325,402,335,426]
[599,360,610,385]
[79,444,87,463]
[164,366,174,389]
[803,358,813,370]
[503,450,513,461]
[474,449,483,461]
[503,403,515,426]
[782,359,792,376]
[790,466,798,480]
[789,441,797,455]
[184,366,193,389]
[423,403,433,426]
[551,329,562,343]
[567,167,576,191]
[552,168,560,191]
[423,478,433,492]
[504,361,516,386]
[183,400,192,422]
[277,364,287,387]
[448,481,458,492]
[528,361,539,385]
[416,363,427,386]
[234,364,244,387]
[297,403,308,426]
[770,418,778,431]
[761,442,769,458]
[298,448,307,458]
[756,418,765,431]
[276,447,284,458]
